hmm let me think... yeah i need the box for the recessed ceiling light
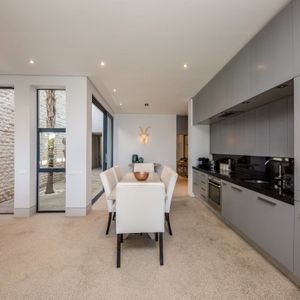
[29,60,34,64]
[183,63,188,69]
[113,88,117,93]
[119,103,123,106]
[144,103,149,107]
[100,61,105,67]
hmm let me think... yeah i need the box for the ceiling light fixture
[144,103,149,107]
[100,61,105,67]
[119,103,123,106]
[183,63,188,69]
[113,88,117,93]
[29,59,35,64]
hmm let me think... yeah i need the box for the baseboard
[14,205,36,217]
[65,204,91,217]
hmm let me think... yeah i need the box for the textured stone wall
[0,89,14,203]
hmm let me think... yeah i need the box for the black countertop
[192,166,294,205]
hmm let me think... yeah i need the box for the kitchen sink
[242,179,270,184]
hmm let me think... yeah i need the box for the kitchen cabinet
[247,192,294,271]
[192,94,200,125]
[199,172,209,201]
[255,105,270,156]
[294,202,300,278]
[192,169,201,198]
[293,0,300,77]
[249,4,293,97]
[287,96,294,157]
[221,181,249,235]
[244,110,256,155]
[210,122,219,154]
[232,114,245,155]
[269,98,288,157]
[192,3,294,124]
[231,45,251,106]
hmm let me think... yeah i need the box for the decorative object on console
[138,157,144,163]
[139,126,150,144]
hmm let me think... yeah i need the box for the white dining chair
[133,163,154,173]
[116,182,165,268]
[160,166,168,182]
[161,167,178,235]
[100,168,117,234]
[113,165,122,182]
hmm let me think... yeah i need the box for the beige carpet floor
[0,178,299,299]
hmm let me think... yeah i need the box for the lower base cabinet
[294,202,300,278]
[192,170,200,199]
[221,179,294,272]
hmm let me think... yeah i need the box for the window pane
[38,90,66,128]
[39,132,66,169]
[38,172,65,211]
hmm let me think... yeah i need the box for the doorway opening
[176,115,188,177]
[91,98,113,203]
[0,88,14,214]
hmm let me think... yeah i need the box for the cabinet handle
[231,186,243,192]
[257,196,277,206]
[201,180,206,185]
[201,187,206,192]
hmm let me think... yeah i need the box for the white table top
[108,172,162,200]
[120,172,161,183]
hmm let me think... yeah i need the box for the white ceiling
[0,0,290,115]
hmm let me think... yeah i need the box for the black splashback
[212,154,294,180]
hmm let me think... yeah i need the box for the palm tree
[45,90,56,194]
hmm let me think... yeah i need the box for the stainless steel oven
[208,176,222,211]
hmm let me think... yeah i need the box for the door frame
[91,97,114,204]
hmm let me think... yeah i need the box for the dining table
[109,172,162,201]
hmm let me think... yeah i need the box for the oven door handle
[209,182,221,189]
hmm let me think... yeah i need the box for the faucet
[265,158,284,188]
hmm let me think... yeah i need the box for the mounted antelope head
[139,126,150,144]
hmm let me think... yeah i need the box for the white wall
[0,75,113,216]
[188,100,211,196]
[113,114,176,174]
[92,104,103,133]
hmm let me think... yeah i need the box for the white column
[14,81,37,217]
[65,77,91,216]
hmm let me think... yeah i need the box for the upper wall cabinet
[193,3,294,124]
[293,0,300,77]
[249,3,293,97]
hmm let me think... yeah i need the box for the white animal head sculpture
[139,126,150,144]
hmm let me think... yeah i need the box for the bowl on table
[133,172,149,181]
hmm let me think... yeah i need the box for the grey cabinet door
[293,0,300,77]
[249,4,293,97]
[221,180,232,221]
[255,105,269,156]
[287,96,294,157]
[221,181,249,235]
[244,110,256,155]
[210,122,219,154]
[231,45,251,106]
[269,98,288,157]
[192,170,200,198]
[232,114,245,155]
[247,193,294,271]
[294,202,300,278]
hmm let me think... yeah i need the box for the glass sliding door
[37,89,66,212]
[91,97,113,203]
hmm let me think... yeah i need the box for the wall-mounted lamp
[139,126,150,144]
